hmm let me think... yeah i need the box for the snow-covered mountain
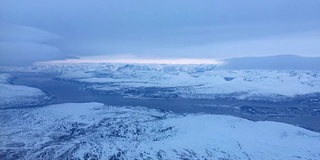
[0,74,50,108]
[1,59,320,160]
[1,102,319,160]
[20,62,320,101]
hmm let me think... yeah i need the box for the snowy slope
[32,63,320,100]
[0,74,12,83]
[1,102,319,160]
[0,74,48,108]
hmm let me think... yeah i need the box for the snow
[41,63,320,100]
[1,102,319,159]
[0,74,46,108]
[3,63,318,101]
[59,70,95,79]
[0,73,11,83]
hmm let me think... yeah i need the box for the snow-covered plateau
[0,74,50,108]
[1,102,320,160]
[21,63,320,101]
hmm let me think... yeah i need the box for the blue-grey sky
[0,0,320,65]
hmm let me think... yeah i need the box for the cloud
[43,55,222,65]
[0,23,64,66]
[163,30,320,58]
[0,0,319,65]
[0,23,62,42]
[0,42,63,66]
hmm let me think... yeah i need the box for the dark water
[7,72,320,132]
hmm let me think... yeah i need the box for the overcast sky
[1,0,320,65]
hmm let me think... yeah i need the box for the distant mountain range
[219,55,320,70]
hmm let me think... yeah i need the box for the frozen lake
[8,72,320,132]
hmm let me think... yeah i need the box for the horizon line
[38,58,224,65]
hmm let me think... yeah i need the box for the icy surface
[28,63,320,100]
[0,102,319,160]
[0,74,46,108]
[0,74,12,83]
